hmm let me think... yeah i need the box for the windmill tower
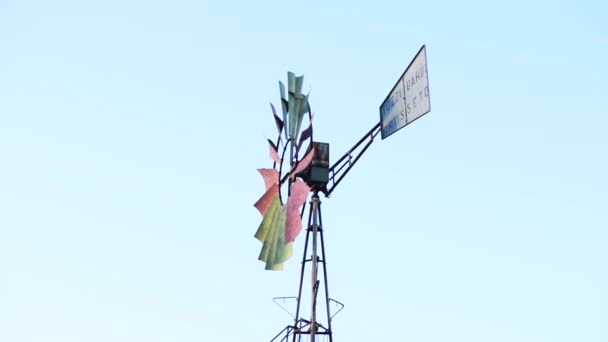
[255,45,430,342]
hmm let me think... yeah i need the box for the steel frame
[270,122,381,342]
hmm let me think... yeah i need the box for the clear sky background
[1,1,607,341]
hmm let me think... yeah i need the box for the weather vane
[254,45,431,341]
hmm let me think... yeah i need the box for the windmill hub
[298,142,330,190]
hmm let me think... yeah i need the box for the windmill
[254,46,431,342]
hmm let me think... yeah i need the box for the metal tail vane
[253,72,314,270]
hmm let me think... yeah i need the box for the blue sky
[1,1,607,341]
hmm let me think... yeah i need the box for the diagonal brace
[324,122,382,196]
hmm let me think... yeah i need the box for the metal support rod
[330,122,380,169]
[318,203,333,342]
[325,122,382,196]
[292,207,312,334]
[310,193,319,341]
